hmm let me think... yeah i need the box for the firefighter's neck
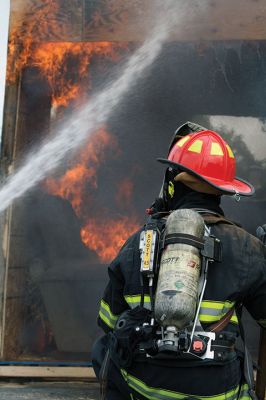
[172,187,224,216]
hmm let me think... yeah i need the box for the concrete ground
[0,381,100,400]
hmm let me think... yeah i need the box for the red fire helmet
[158,130,254,196]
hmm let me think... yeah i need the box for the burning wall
[6,0,142,265]
[2,0,146,358]
[2,0,266,360]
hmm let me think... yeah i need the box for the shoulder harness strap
[203,214,236,226]
[194,209,239,227]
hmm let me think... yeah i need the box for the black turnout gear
[93,204,266,400]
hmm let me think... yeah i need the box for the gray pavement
[0,382,100,400]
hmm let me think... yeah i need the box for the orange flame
[44,128,140,262]
[32,42,127,107]
[7,1,128,107]
[81,216,139,264]
[7,0,61,83]
[9,0,139,263]
[44,128,119,217]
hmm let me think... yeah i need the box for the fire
[44,128,120,216]
[7,40,127,108]
[9,0,139,263]
[81,216,139,264]
[31,41,127,108]
[7,0,61,84]
[7,1,128,107]
[44,129,140,262]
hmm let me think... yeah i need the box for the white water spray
[0,1,206,213]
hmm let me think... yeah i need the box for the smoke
[209,115,266,161]
[0,0,207,214]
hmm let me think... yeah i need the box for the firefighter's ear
[174,172,223,195]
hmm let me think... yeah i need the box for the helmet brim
[157,158,255,196]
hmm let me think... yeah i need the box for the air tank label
[159,250,200,297]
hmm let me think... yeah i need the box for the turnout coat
[95,210,266,400]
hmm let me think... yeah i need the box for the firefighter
[92,122,266,400]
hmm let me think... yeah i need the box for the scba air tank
[154,209,205,329]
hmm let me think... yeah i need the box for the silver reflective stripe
[199,300,238,324]
[99,299,119,329]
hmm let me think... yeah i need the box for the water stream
[0,1,205,214]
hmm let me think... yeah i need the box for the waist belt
[137,331,236,363]
[110,308,237,368]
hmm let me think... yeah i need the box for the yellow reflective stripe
[201,300,235,310]
[121,369,244,400]
[125,295,150,304]
[99,310,115,329]
[99,299,119,329]
[224,300,235,309]
[100,300,118,320]
[200,314,221,322]
[124,295,151,308]
[238,383,250,399]
[230,314,238,324]
[199,300,238,325]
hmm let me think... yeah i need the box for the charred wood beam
[1,77,21,172]
[1,68,51,360]
[9,0,266,42]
